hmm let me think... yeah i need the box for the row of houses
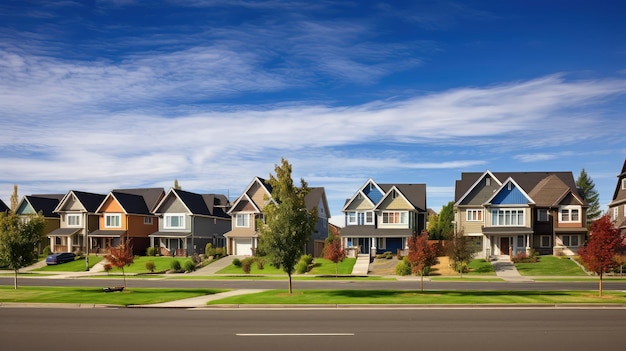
[2,159,626,259]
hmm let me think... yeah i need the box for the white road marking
[236,333,354,336]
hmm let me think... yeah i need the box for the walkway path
[187,255,245,275]
[137,289,267,308]
[350,254,370,276]
[491,256,533,282]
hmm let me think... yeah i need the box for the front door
[500,237,510,256]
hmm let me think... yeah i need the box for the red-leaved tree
[323,232,345,277]
[104,239,134,289]
[578,214,624,296]
[407,232,437,291]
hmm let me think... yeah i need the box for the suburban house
[48,190,106,253]
[150,188,231,256]
[454,170,588,258]
[0,199,8,213]
[340,179,428,257]
[91,188,164,255]
[15,194,64,252]
[223,177,330,256]
[608,158,626,234]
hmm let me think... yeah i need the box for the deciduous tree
[576,168,601,224]
[257,158,318,294]
[323,231,345,277]
[0,212,45,289]
[578,214,623,296]
[104,239,134,288]
[446,229,479,278]
[407,232,437,291]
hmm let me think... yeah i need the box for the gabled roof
[111,188,165,212]
[19,194,64,217]
[379,183,427,211]
[610,158,626,205]
[529,174,584,207]
[305,187,331,217]
[484,177,535,205]
[153,188,230,218]
[96,188,165,215]
[54,190,106,213]
[0,199,8,213]
[341,179,381,211]
[455,170,501,205]
[228,177,275,214]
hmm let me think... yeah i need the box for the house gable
[610,158,626,206]
[342,179,379,211]
[99,195,125,213]
[376,187,415,211]
[456,170,502,206]
[16,199,35,215]
[153,190,190,214]
[247,179,272,211]
[486,178,535,205]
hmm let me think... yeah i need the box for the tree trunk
[13,269,18,289]
[335,262,338,278]
[420,271,424,292]
[288,273,293,294]
[122,266,127,289]
[599,272,603,297]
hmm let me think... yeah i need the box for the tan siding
[249,185,270,210]
[378,195,412,210]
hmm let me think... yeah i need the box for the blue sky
[1,0,625,226]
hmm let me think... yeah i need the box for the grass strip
[34,256,105,272]
[515,256,587,276]
[0,286,227,306]
[207,289,626,305]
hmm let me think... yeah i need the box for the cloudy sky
[1,0,625,226]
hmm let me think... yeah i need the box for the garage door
[235,239,253,256]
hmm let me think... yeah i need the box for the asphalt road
[1,308,625,351]
[2,276,626,291]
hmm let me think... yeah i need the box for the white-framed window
[105,214,121,228]
[486,178,491,186]
[66,214,81,227]
[559,206,581,223]
[537,209,549,222]
[164,214,185,229]
[561,235,580,247]
[235,213,250,228]
[466,209,483,221]
[377,238,386,249]
[382,211,408,224]
[348,211,374,225]
[540,235,551,248]
[491,209,525,226]
[144,217,153,225]
[613,207,619,220]
[347,212,357,225]
[622,178,626,190]
[365,211,374,224]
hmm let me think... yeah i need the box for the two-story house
[48,190,106,253]
[223,177,330,256]
[150,188,231,256]
[608,158,626,234]
[91,188,164,255]
[340,179,427,257]
[454,171,588,258]
[15,194,64,253]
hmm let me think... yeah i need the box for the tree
[173,179,181,190]
[323,231,345,277]
[426,211,439,238]
[10,184,18,212]
[104,238,134,289]
[429,202,454,240]
[0,212,45,289]
[576,168,601,224]
[447,229,480,277]
[257,158,318,294]
[407,232,437,291]
[578,214,624,296]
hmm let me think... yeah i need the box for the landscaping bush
[205,243,216,257]
[512,250,539,263]
[300,254,314,266]
[215,247,227,258]
[383,251,394,259]
[295,260,309,274]
[183,260,196,273]
[241,257,254,274]
[145,260,156,273]
[256,258,265,270]
[42,245,52,257]
[103,263,112,274]
[395,258,412,276]
[170,259,182,271]
[146,247,156,256]
[232,258,242,267]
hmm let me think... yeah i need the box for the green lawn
[216,257,356,275]
[0,286,227,306]
[515,255,587,276]
[34,256,104,272]
[109,256,195,274]
[207,289,626,305]
[467,259,496,275]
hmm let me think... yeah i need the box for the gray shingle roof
[24,194,64,217]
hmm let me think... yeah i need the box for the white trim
[484,177,535,205]
[559,205,581,223]
[66,213,81,227]
[455,170,502,206]
[143,217,153,225]
[104,213,122,228]
[235,213,251,228]
[466,209,483,222]
[164,213,185,229]
[491,208,525,226]
[622,178,626,190]
[341,179,380,211]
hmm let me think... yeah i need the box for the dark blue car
[45,252,76,265]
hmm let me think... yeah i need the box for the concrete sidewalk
[491,256,533,282]
[136,289,267,308]
[187,255,245,275]
[350,254,370,276]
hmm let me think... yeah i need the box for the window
[622,178,626,190]
[537,209,549,222]
[105,214,121,228]
[613,207,619,220]
[486,178,491,186]
[517,235,525,248]
[347,212,357,225]
[559,206,581,223]
[491,209,525,226]
[365,212,374,224]
[382,211,408,224]
[466,209,483,221]
[144,217,153,225]
[540,235,551,248]
[165,214,185,229]
[377,238,386,249]
[562,235,580,247]
[66,214,81,227]
[235,214,249,228]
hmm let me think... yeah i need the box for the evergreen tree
[436,201,455,240]
[10,184,18,212]
[173,179,181,190]
[257,158,318,294]
[0,212,45,289]
[576,169,601,223]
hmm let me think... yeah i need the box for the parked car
[45,252,76,265]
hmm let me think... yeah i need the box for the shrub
[205,243,216,257]
[183,260,196,273]
[145,261,156,273]
[42,245,52,257]
[146,247,156,256]
[383,251,394,259]
[241,257,254,274]
[170,259,181,271]
[215,247,227,258]
[232,258,242,267]
[256,258,265,270]
[103,263,112,273]
[295,260,309,274]
[300,254,314,266]
[395,258,412,276]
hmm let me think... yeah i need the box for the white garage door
[235,239,253,256]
